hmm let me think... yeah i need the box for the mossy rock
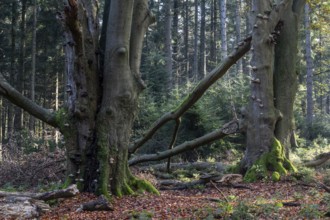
[272,172,281,182]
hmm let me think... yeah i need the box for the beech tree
[0,0,158,197]
[0,0,309,199]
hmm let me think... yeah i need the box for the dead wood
[0,185,78,218]
[129,37,251,155]
[77,195,113,211]
[0,184,79,201]
[139,162,224,173]
[129,120,240,166]
[304,152,330,167]
[282,202,301,207]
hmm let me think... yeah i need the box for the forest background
[0,0,329,218]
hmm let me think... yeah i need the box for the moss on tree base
[244,138,297,182]
[114,174,160,197]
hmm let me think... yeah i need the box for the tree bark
[240,0,294,173]
[29,0,37,132]
[199,0,206,79]
[14,0,28,132]
[304,3,314,138]
[193,0,199,80]
[219,0,227,60]
[274,0,305,156]
[164,0,173,90]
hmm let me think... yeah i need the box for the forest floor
[41,176,330,219]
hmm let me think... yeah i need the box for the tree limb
[129,120,240,166]
[129,37,251,154]
[0,73,58,128]
[167,118,181,172]
[304,152,330,168]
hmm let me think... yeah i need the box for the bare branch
[129,120,240,166]
[167,118,181,172]
[129,37,251,154]
[0,73,58,128]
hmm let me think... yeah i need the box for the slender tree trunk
[219,0,227,60]
[199,0,206,79]
[235,0,242,74]
[184,0,190,83]
[173,0,179,90]
[29,0,37,132]
[165,0,173,91]
[14,0,27,132]
[305,3,314,138]
[210,0,218,70]
[8,1,18,139]
[193,0,199,80]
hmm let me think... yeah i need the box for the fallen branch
[304,152,330,168]
[129,37,251,154]
[210,180,229,203]
[139,162,224,173]
[129,120,240,166]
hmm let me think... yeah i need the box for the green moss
[96,128,111,199]
[244,138,297,182]
[272,172,281,181]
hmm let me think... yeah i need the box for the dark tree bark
[14,0,28,132]
[274,0,306,156]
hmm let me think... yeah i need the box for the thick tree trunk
[96,0,158,197]
[240,0,297,180]
[274,0,305,157]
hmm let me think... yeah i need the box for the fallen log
[0,184,79,201]
[0,184,78,219]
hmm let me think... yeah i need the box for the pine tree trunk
[219,0,227,60]
[14,0,27,132]
[305,3,314,137]
[199,0,206,79]
[165,0,173,90]
[193,0,199,80]
[235,0,242,75]
[29,0,37,132]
